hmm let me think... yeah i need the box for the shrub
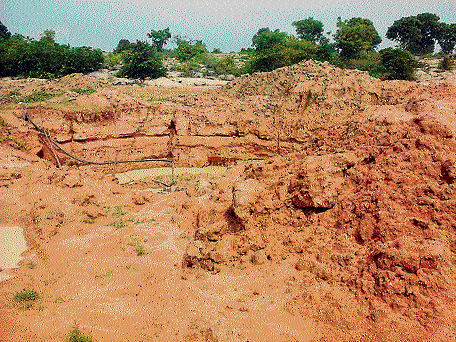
[68,325,93,342]
[247,37,320,73]
[14,289,39,308]
[0,31,103,78]
[117,40,165,79]
[14,289,39,302]
[174,38,207,62]
[379,47,418,80]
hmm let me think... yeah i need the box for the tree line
[0,23,103,78]
[1,12,455,80]
[247,13,456,80]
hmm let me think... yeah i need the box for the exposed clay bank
[0,226,27,282]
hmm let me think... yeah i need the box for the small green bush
[71,88,96,95]
[379,47,418,80]
[68,325,93,342]
[174,38,207,62]
[117,40,165,80]
[18,91,59,103]
[14,289,39,302]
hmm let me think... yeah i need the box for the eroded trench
[25,104,293,184]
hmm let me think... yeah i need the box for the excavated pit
[1,60,456,341]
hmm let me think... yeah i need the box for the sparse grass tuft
[71,88,96,95]
[14,289,39,302]
[0,116,6,128]
[135,244,147,256]
[68,324,94,342]
[107,219,126,229]
[113,206,127,217]
[18,91,59,103]
[26,261,37,269]
[82,214,96,224]
[14,289,39,309]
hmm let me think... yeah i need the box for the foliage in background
[379,48,418,80]
[0,21,11,40]
[117,40,165,79]
[0,27,103,78]
[334,17,382,60]
[247,25,337,73]
[174,37,208,62]
[113,39,132,54]
[437,23,456,55]
[386,13,441,55]
[292,17,324,44]
[147,28,171,51]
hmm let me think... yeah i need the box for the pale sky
[1,0,455,52]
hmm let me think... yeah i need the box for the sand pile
[2,61,456,340]
[177,63,456,339]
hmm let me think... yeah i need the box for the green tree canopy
[292,17,324,44]
[113,39,132,53]
[0,21,11,40]
[0,31,103,78]
[380,48,418,80]
[118,40,165,79]
[147,28,171,51]
[252,28,288,51]
[386,13,441,55]
[334,17,382,59]
[437,23,456,55]
[174,37,207,62]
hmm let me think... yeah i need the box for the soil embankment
[1,61,456,341]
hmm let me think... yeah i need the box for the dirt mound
[181,112,456,338]
[3,63,456,341]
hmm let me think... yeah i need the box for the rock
[132,193,148,205]
[295,256,315,271]
[182,241,204,268]
[232,179,266,222]
[252,249,268,265]
[292,189,314,208]
[358,213,377,242]
[63,172,82,188]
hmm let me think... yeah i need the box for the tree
[147,28,171,51]
[113,39,132,54]
[0,30,103,78]
[437,23,456,55]
[292,17,324,44]
[380,48,418,80]
[386,13,441,55]
[252,28,288,51]
[248,33,321,73]
[334,17,382,59]
[63,46,104,74]
[118,40,165,79]
[174,37,207,62]
[0,21,11,40]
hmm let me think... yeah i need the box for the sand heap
[2,61,456,341]
[179,62,456,339]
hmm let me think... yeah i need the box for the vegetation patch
[0,116,28,150]
[18,90,60,103]
[14,289,40,309]
[71,88,96,95]
[14,289,39,302]
[68,325,94,342]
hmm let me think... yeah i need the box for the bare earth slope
[1,61,456,341]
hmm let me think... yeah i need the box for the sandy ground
[1,60,456,341]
